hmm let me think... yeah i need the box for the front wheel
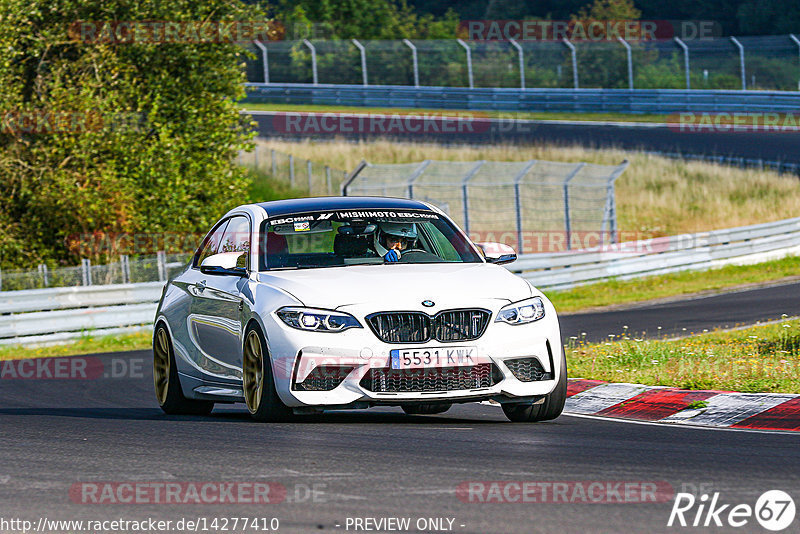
[242,325,292,422]
[153,325,214,415]
[502,351,567,423]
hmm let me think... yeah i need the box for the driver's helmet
[374,222,418,257]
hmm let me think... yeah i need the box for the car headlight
[495,297,545,325]
[276,307,362,332]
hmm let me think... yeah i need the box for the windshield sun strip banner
[267,210,440,226]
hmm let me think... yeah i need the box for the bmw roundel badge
[422,300,435,307]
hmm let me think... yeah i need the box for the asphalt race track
[2,284,800,533]
[560,279,800,343]
[1,352,799,534]
[249,111,800,166]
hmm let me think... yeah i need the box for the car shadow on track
[0,406,508,425]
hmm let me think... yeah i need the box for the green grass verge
[548,255,800,313]
[245,166,308,203]
[0,330,152,361]
[239,102,671,124]
[567,317,800,393]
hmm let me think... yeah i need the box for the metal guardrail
[0,283,163,346]
[3,218,800,345]
[514,217,800,291]
[245,83,800,114]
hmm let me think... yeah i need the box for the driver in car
[374,222,418,262]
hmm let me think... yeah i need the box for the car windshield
[258,209,483,270]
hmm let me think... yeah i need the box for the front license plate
[390,347,478,369]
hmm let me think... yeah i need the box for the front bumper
[264,308,563,408]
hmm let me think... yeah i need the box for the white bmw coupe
[153,197,566,422]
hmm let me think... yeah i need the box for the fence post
[120,255,130,284]
[403,39,419,87]
[325,165,332,195]
[674,37,690,89]
[289,154,295,188]
[157,251,167,282]
[253,144,259,170]
[461,161,485,235]
[0,267,3,291]
[352,39,368,86]
[254,40,269,83]
[406,160,431,199]
[513,161,538,254]
[307,159,313,194]
[730,36,746,90]
[617,37,633,90]
[509,38,525,89]
[341,160,369,196]
[562,39,579,89]
[456,39,474,89]
[81,258,92,286]
[562,163,586,250]
[40,264,49,287]
[271,149,276,176]
[303,39,318,85]
[606,160,629,244]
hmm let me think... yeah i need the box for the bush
[0,0,261,268]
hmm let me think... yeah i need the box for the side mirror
[200,252,248,276]
[475,242,517,265]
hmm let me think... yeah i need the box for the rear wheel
[402,403,452,415]
[502,352,567,423]
[242,325,292,422]
[153,325,214,415]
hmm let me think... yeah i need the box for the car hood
[257,263,533,309]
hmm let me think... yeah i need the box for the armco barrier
[2,218,800,345]
[0,283,163,346]
[244,83,800,114]
[514,217,800,290]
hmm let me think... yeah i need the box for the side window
[195,220,230,268]
[422,226,462,261]
[220,216,251,268]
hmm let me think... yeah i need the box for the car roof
[256,196,434,218]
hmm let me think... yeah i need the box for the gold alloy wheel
[153,328,171,406]
[243,330,264,413]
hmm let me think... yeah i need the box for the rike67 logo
[668,490,796,531]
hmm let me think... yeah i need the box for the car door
[186,215,251,381]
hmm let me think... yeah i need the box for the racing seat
[262,232,290,268]
[333,234,371,256]
[266,232,289,255]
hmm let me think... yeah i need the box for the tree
[0,0,259,268]
[269,0,460,40]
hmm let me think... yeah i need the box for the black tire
[242,324,292,422]
[153,324,215,415]
[402,403,452,415]
[502,351,567,423]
